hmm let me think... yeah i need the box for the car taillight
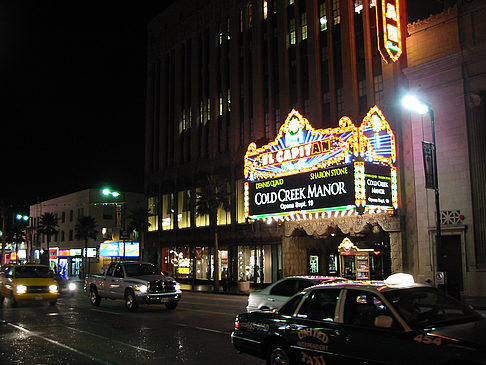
[234,319,240,329]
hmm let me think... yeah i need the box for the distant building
[29,189,144,276]
[145,0,486,297]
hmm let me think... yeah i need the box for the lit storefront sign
[59,249,70,257]
[376,0,402,63]
[99,242,139,257]
[244,107,398,221]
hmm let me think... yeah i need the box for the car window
[15,266,53,278]
[114,265,124,278]
[6,266,13,278]
[279,293,306,316]
[344,290,395,328]
[297,289,340,321]
[124,263,159,276]
[297,279,317,292]
[270,279,298,296]
[106,264,116,277]
[383,287,480,329]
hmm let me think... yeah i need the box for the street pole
[430,109,443,286]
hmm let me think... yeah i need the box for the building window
[354,0,363,14]
[236,180,246,224]
[301,12,308,41]
[217,183,231,226]
[69,210,73,222]
[219,93,223,116]
[227,17,231,40]
[240,9,244,32]
[195,187,210,227]
[178,190,191,229]
[218,22,223,45]
[162,193,174,231]
[374,74,384,106]
[69,230,73,241]
[263,0,268,19]
[337,87,344,116]
[78,208,84,219]
[61,212,65,223]
[148,196,159,232]
[227,89,231,112]
[319,2,328,31]
[248,4,253,27]
[289,0,294,4]
[332,0,341,25]
[289,18,296,45]
[359,80,367,97]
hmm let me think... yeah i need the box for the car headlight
[16,285,27,294]
[68,282,76,291]
[135,285,148,293]
[175,283,181,292]
[49,285,59,294]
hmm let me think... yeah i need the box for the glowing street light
[102,188,120,198]
[401,93,443,288]
[16,214,29,222]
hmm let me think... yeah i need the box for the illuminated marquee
[244,107,397,220]
[376,0,402,63]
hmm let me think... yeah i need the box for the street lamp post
[401,95,443,286]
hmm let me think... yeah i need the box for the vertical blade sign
[376,0,402,63]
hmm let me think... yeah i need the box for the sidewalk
[180,283,252,296]
[180,283,486,311]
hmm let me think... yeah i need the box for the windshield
[15,266,53,279]
[383,287,480,329]
[124,263,159,277]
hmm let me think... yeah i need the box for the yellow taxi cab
[0,263,59,307]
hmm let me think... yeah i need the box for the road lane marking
[179,300,246,309]
[91,308,121,315]
[177,306,237,317]
[66,326,155,353]
[176,322,230,336]
[7,323,111,365]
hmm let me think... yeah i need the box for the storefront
[245,108,401,279]
[159,242,281,286]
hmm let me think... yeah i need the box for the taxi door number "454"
[413,334,442,346]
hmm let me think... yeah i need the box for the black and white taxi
[232,274,486,365]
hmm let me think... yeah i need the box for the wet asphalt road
[0,291,265,365]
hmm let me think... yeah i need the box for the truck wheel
[125,290,138,312]
[90,287,101,306]
[10,293,17,308]
[165,301,178,310]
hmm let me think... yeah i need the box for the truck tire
[10,293,17,308]
[90,287,101,306]
[165,301,178,310]
[125,289,138,312]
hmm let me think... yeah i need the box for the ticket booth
[338,238,373,280]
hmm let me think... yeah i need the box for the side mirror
[375,315,393,329]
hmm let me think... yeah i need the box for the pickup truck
[85,261,182,311]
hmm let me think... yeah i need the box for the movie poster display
[244,107,398,220]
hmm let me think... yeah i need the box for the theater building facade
[145,0,486,296]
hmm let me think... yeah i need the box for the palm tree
[195,175,230,292]
[0,201,10,265]
[38,212,59,264]
[75,216,98,278]
[127,207,151,262]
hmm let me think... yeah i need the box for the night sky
[0,0,441,208]
[1,1,172,207]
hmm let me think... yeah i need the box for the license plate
[35,296,43,301]
[160,298,169,303]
